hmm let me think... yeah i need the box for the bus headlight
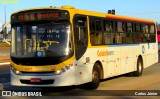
[54,66,70,75]
[15,70,21,75]
[11,66,22,75]
[55,70,61,75]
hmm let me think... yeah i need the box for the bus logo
[97,50,114,57]
[37,51,43,57]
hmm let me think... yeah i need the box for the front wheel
[86,65,100,89]
[133,57,143,77]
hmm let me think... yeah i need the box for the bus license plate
[30,78,41,82]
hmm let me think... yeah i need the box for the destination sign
[17,12,61,21]
[11,10,70,23]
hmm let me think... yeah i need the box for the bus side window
[105,20,113,32]
[149,25,155,33]
[89,17,103,45]
[104,32,111,44]
[90,32,95,45]
[90,32,102,45]
[149,25,156,42]
[142,24,149,33]
[127,23,132,32]
[96,32,102,44]
[117,21,125,32]
[143,24,150,42]
[111,33,116,44]
[135,23,143,43]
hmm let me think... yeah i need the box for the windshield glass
[11,23,73,58]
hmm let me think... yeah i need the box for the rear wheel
[133,57,143,76]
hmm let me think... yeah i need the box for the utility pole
[4,6,6,24]
[3,6,7,40]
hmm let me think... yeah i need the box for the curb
[0,59,10,63]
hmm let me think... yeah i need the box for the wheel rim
[138,61,142,73]
[92,71,99,84]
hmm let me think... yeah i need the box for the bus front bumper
[10,69,76,87]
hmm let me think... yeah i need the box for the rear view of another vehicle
[157,30,160,51]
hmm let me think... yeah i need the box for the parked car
[0,38,4,42]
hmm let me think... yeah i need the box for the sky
[0,0,160,31]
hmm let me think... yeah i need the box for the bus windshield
[11,23,73,58]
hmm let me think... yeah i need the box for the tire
[133,57,143,77]
[86,65,100,89]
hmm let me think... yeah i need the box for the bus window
[116,33,120,43]
[142,24,149,42]
[89,18,103,45]
[95,32,102,44]
[96,20,102,31]
[127,23,132,32]
[74,15,88,60]
[149,25,155,33]
[117,21,125,32]
[105,20,113,32]
[135,24,143,42]
[104,32,111,44]
[90,20,95,31]
[111,33,116,44]
[137,33,143,43]
[135,24,141,32]
[144,34,150,42]
[142,24,149,33]
[149,25,156,42]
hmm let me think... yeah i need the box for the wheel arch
[93,60,104,79]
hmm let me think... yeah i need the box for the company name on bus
[97,50,114,57]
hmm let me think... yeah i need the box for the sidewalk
[0,59,10,63]
[0,47,10,64]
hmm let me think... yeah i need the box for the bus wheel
[133,57,143,77]
[87,65,100,89]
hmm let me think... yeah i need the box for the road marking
[0,62,10,65]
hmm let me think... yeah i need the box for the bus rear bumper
[10,69,76,87]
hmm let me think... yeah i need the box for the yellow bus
[10,6,158,89]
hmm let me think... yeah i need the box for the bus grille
[20,79,54,85]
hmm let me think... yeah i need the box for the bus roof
[11,6,155,24]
